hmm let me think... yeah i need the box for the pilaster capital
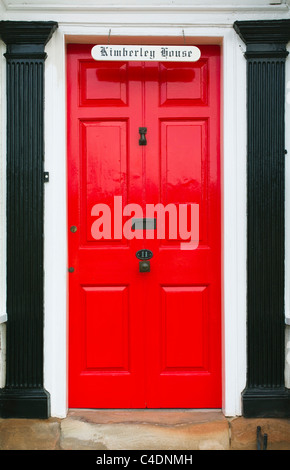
[0,20,58,45]
[234,20,290,59]
[0,20,58,59]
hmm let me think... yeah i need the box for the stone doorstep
[61,410,230,451]
[0,410,289,450]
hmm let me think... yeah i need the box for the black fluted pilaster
[234,20,290,418]
[0,21,58,418]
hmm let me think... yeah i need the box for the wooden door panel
[159,60,209,106]
[80,119,128,245]
[68,45,221,409]
[161,285,209,371]
[68,46,145,408]
[83,285,129,371]
[144,50,221,408]
[160,119,208,245]
[79,60,128,107]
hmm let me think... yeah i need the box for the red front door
[67,44,221,408]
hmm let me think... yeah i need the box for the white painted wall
[44,29,68,418]
[285,43,290,388]
[0,35,6,388]
[0,0,288,10]
[0,0,289,417]
[0,0,289,23]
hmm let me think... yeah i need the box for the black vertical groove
[234,20,290,417]
[0,21,58,418]
[6,59,45,390]
[247,58,285,390]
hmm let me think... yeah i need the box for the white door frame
[42,24,247,418]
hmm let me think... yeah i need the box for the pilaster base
[242,388,290,418]
[0,388,50,419]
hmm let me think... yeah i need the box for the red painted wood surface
[67,44,221,408]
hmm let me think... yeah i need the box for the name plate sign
[91,45,201,62]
